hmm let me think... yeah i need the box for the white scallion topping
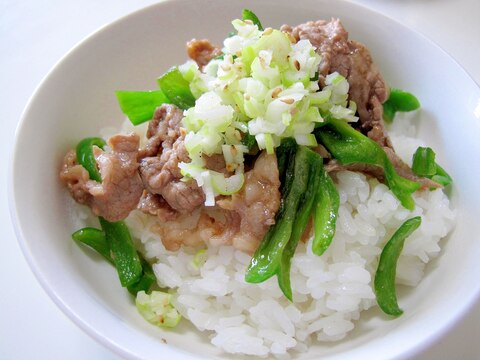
[176,19,358,204]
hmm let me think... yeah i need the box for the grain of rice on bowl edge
[60,9,456,357]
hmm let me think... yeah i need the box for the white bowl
[10,0,480,359]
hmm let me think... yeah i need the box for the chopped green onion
[192,249,207,269]
[374,216,422,316]
[211,172,245,195]
[115,90,170,125]
[135,290,182,328]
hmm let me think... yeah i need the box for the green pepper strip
[99,218,143,288]
[127,258,156,295]
[316,118,420,210]
[411,146,453,187]
[411,146,436,176]
[75,137,106,182]
[277,150,323,300]
[312,170,340,256]
[431,164,453,187]
[72,226,155,294]
[157,67,196,110]
[383,88,421,123]
[374,216,422,316]
[242,8,264,30]
[276,137,298,186]
[75,138,152,292]
[245,146,311,284]
[241,133,257,152]
[115,90,170,126]
[72,227,113,263]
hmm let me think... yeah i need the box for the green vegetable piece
[72,227,155,295]
[135,290,182,328]
[412,147,436,176]
[312,171,340,256]
[431,163,453,186]
[316,118,420,210]
[374,216,422,316]
[411,146,453,187]
[275,137,298,186]
[245,146,311,284]
[127,258,156,295]
[241,133,257,151]
[115,90,170,125]
[72,227,113,263]
[157,67,196,110]
[277,150,323,300]
[383,88,421,123]
[242,8,264,30]
[99,218,143,287]
[76,137,106,182]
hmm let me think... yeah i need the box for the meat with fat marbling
[138,104,205,214]
[284,19,439,190]
[149,151,281,254]
[282,19,390,147]
[215,151,281,253]
[60,133,144,222]
[186,39,222,68]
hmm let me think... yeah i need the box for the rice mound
[125,166,455,356]
[94,116,455,357]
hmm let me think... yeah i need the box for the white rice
[118,116,456,357]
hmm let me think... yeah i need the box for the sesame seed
[272,88,282,98]
[263,27,273,35]
[285,32,297,43]
[281,98,295,105]
[294,59,300,71]
[244,19,253,25]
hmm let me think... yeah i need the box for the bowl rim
[8,0,480,359]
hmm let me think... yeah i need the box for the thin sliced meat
[137,191,178,222]
[139,137,205,214]
[139,104,184,158]
[325,153,441,190]
[60,133,144,222]
[216,151,281,253]
[138,103,205,214]
[186,39,222,68]
[148,151,281,254]
[282,19,390,147]
[286,19,439,190]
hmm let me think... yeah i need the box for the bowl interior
[11,0,480,359]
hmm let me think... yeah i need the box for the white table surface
[1,0,479,358]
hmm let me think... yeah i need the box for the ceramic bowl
[10,0,480,359]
